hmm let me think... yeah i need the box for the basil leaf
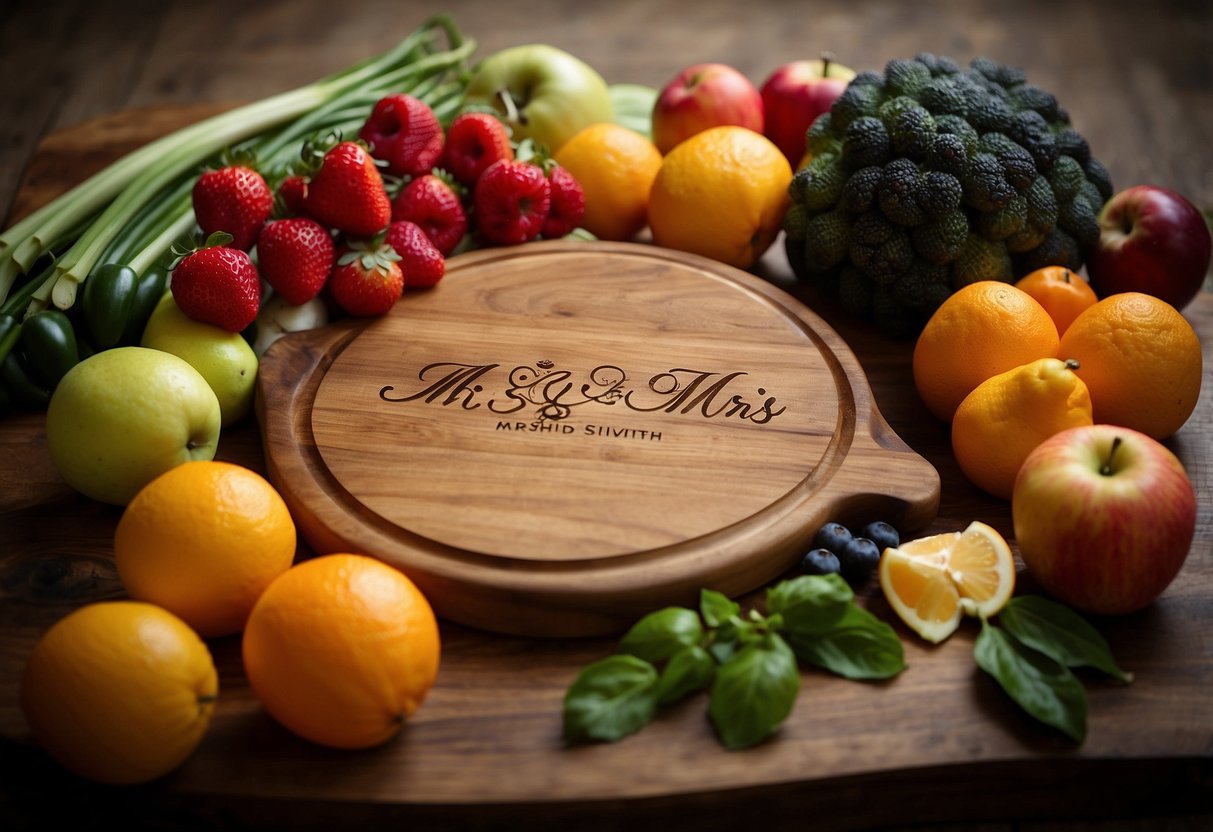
[563,655,660,743]
[708,633,801,750]
[700,589,740,628]
[617,607,703,664]
[655,645,716,705]
[784,604,906,680]
[974,620,1087,743]
[765,574,853,636]
[999,596,1133,683]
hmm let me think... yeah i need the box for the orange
[19,601,218,785]
[241,553,441,750]
[553,122,663,241]
[647,125,792,270]
[114,460,297,637]
[912,280,1060,422]
[951,358,1094,500]
[879,521,1016,644]
[1058,292,1203,440]
[1014,266,1098,336]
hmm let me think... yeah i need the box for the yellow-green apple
[759,56,855,166]
[141,293,258,427]
[1085,184,1212,311]
[46,347,221,506]
[651,63,764,154]
[462,44,612,154]
[1011,424,1197,616]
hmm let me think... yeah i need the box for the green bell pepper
[19,309,80,389]
[121,266,170,345]
[81,263,138,350]
[0,351,51,408]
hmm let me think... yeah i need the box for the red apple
[1085,184,1212,310]
[651,63,764,155]
[1011,424,1197,616]
[760,55,856,166]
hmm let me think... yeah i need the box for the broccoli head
[785,53,1111,337]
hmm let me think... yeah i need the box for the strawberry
[390,172,468,257]
[328,237,404,317]
[192,164,273,251]
[541,164,586,239]
[257,218,335,305]
[385,220,445,289]
[170,234,261,332]
[358,94,445,179]
[276,174,309,217]
[473,159,551,247]
[441,112,514,187]
[304,141,392,238]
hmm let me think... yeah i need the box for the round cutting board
[258,241,939,636]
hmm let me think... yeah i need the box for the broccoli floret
[927,132,971,179]
[1053,128,1091,167]
[978,132,1037,191]
[978,195,1028,240]
[971,57,1027,89]
[884,58,933,98]
[840,165,884,213]
[782,202,808,244]
[1022,176,1060,238]
[887,104,937,160]
[842,116,892,171]
[806,114,842,159]
[1058,195,1100,248]
[919,170,964,217]
[1046,154,1086,201]
[951,234,1013,287]
[830,83,883,132]
[1009,83,1060,120]
[1014,228,1082,274]
[787,52,1112,337]
[1008,109,1060,170]
[967,94,1015,133]
[1084,157,1114,201]
[915,52,961,78]
[799,152,846,212]
[802,210,851,271]
[912,208,969,263]
[961,153,1016,212]
[878,159,927,226]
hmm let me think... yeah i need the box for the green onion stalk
[0,14,475,344]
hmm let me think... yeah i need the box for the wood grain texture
[0,104,1210,830]
[258,243,939,635]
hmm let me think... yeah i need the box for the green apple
[46,347,221,506]
[462,44,613,153]
[141,293,258,426]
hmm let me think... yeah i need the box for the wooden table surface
[2,1,1211,830]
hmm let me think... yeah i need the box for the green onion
[0,14,475,318]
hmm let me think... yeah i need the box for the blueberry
[813,521,853,554]
[839,537,881,582]
[860,520,900,552]
[801,548,841,576]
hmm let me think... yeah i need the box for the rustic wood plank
[0,104,1210,830]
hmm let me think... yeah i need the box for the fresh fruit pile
[176,96,587,330]
[8,20,1210,776]
[21,460,441,784]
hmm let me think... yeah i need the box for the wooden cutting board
[258,241,939,636]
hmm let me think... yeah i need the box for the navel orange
[20,601,218,784]
[242,553,441,750]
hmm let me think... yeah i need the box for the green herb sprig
[975,595,1133,743]
[562,574,904,750]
